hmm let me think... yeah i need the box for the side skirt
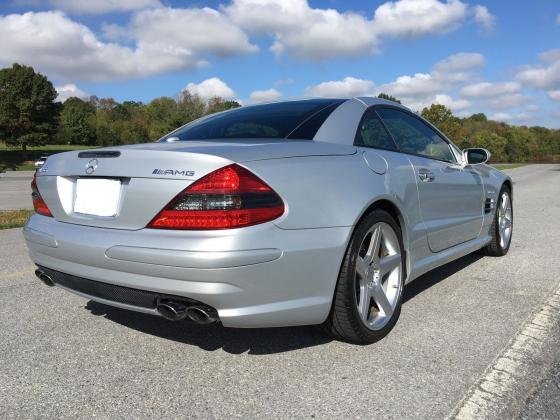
[406,235,491,284]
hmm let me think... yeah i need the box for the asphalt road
[0,170,34,210]
[0,164,559,418]
[520,322,560,420]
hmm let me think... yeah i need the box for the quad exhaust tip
[35,269,55,287]
[156,299,218,324]
[34,270,217,324]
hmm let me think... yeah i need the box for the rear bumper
[24,214,351,327]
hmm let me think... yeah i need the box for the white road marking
[449,283,560,419]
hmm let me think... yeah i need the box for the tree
[377,93,401,104]
[421,104,461,141]
[0,63,60,150]
[145,97,181,140]
[206,97,241,115]
[468,113,487,122]
[470,131,507,162]
[57,97,96,145]
[177,92,206,123]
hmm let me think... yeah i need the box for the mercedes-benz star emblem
[85,159,98,174]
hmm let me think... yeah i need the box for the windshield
[161,99,344,142]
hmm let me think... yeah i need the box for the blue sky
[1,0,559,127]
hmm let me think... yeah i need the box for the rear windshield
[161,99,344,141]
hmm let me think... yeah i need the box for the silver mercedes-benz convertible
[24,97,513,344]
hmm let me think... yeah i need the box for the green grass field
[0,210,34,230]
[492,163,528,170]
[0,143,91,151]
[0,144,92,172]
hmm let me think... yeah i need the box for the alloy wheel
[354,222,403,330]
[497,191,513,249]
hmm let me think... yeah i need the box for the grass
[16,162,36,171]
[1,144,92,172]
[0,210,34,230]
[493,163,528,170]
[0,143,91,151]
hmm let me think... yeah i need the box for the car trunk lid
[35,139,355,230]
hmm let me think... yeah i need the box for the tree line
[1,63,559,163]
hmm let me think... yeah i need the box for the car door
[376,107,484,252]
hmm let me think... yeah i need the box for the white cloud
[490,112,511,122]
[49,0,161,15]
[55,83,88,102]
[0,10,256,81]
[372,0,468,37]
[305,77,375,97]
[225,0,479,60]
[516,49,560,90]
[514,113,531,121]
[378,52,484,103]
[485,93,525,109]
[184,78,236,100]
[401,94,470,113]
[539,49,560,63]
[371,52,486,112]
[128,8,257,58]
[249,88,282,103]
[432,52,485,73]
[460,81,520,97]
[460,82,527,110]
[473,5,495,31]
[379,73,444,98]
[225,0,379,59]
[433,94,471,111]
[489,112,532,124]
[548,90,560,101]
[274,78,294,87]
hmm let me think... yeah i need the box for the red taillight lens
[31,173,52,217]
[147,164,284,230]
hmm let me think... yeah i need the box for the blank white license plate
[74,178,122,217]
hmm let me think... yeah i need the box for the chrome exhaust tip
[35,269,55,287]
[185,306,218,325]
[155,299,188,321]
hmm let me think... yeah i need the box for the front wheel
[323,210,405,344]
[482,185,513,256]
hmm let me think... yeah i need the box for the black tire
[481,185,513,256]
[322,209,405,344]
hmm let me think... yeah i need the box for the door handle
[418,169,435,182]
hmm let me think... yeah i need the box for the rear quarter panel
[243,150,426,276]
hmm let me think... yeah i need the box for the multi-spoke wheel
[482,185,513,256]
[355,222,402,330]
[323,209,405,344]
[497,191,513,250]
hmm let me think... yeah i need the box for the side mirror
[463,148,491,165]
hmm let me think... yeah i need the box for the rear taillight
[31,173,52,217]
[147,164,284,230]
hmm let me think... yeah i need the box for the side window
[354,109,396,151]
[376,108,456,163]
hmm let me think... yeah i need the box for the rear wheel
[482,186,513,256]
[323,210,405,344]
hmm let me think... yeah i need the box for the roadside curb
[449,283,560,419]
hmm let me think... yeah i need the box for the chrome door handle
[418,169,435,182]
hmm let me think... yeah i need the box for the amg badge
[152,169,195,177]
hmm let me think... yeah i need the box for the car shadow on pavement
[403,252,483,303]
[85,300,333,355]
[85,252,483,354]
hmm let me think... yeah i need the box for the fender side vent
[78,151,121,158]
[484,197,494,213]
